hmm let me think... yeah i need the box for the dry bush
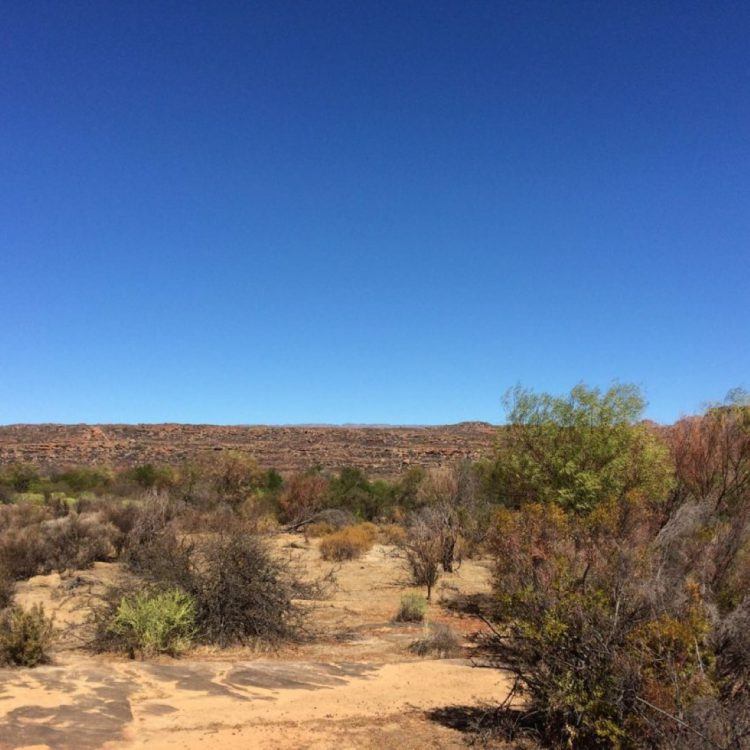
[289,564,338,602]
[417,467,461,571]
[319,524,376,561]
[121,496,186,572]
[0,509,119,579]
[291,507,355,533]
[394,592,427,622]
[246,512,279,534]
[669,401,750,508]
[380,522,407,545]
[305,521,335,538]
[172,458,285,514]
[193,532,302,645]
[124,527,192,587]
[174,502,237,534]
[95,501,141,553]
[484,499,722,749]
[0,526,47,580]
[0,604,54,667]
[415,463,486,571]
[237,495,280,532]
[178,499,259,535]
[0,503,54,580]
[409,623,461,657]
[357,521,378,540]
[664,403,750,613]
[37,513,119,573]
[209,453,266,508]
[631,596,750,750]
[400,513,442,599]
[278,473,328,524]
[708,597,750,746]
[0,501,51,533]
[0,568,14,610]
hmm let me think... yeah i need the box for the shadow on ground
[0,667,134,750]
[426,704,543,748]
[0,660,380,750]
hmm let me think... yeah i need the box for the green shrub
[12,493,45,506]
[128,464,176,491]
[394,593,428,623]
[0,604,54,667]
[48,492,78,509]
[53,467,112,494]
[108,589,196,658]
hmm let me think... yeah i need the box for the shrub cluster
[0,508,117,580]
[103,517,303,649]
[480,386,750,749]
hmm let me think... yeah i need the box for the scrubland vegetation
[0,383,749,748]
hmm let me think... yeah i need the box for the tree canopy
[490,383,671,513]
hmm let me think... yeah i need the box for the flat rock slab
[0,656,508,749]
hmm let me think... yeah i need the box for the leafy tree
[326,467,394,520]
[128,463,175,492]
[490,383,671,513]
[391,466,426,512]
[0,464,39,494]
[264,468,283,492]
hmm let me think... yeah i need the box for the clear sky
[1,1,748,425]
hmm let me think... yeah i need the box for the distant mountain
[0,422,498,477]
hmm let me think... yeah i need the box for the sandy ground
[0,537,511,749]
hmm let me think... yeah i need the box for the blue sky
[1,1,748,425]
